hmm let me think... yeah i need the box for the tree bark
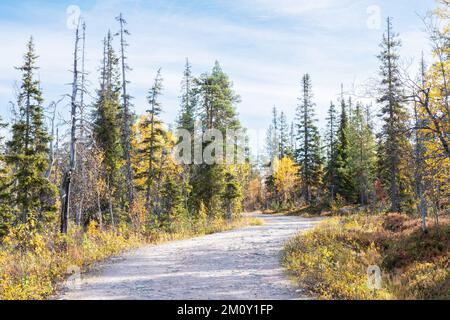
[61,21,80,234]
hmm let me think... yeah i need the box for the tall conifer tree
[92,32,123,227]
[295,74,323,203]
[6,38,58,226]
[334,94,355,201]
[324,101,339,199]
[377,18,413,212]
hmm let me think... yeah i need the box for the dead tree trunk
[61,20,80,234]
[75,22,87,226]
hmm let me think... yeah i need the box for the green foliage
[222,171,242,219]
[195,61,241,132]
[279,111,290,158]
[5,38,58,227]
[324,101,339,196]
[334,97,356,202]
[91,32,127,226]
[294,74,324,203]
[177,59,197,133]
[189,61,244,216]
[376,18,414,212]
[93,32,123,175]
[348,103,377,205]
[0,118,14,238]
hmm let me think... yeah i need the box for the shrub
[283,214,450,300]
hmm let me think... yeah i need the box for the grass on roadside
[0,215,263,300]
[283,213,450,300]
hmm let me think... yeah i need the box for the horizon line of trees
[255,5,449,231]
[0,14,252,239]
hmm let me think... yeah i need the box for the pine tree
[295,74,323,203]
[197,61,241,132]
[92,32,123,227]
[6,38,58,226]
[377,18,413,212]
[192,61,241,215]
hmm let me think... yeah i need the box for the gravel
[58,213,321,300]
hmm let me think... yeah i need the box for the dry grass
[283,213,450,300]
[0,215,262,300]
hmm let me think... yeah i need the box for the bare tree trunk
[96,187,103,229]
[154,150,167,217]
[46,101,58,179]
[107,175,115,230]
[61,21,80,234]
[76,22,87,226]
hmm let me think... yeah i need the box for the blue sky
[0,0,437,153]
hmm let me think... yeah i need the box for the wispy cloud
[0,0,436,140]
[233,0,352,15]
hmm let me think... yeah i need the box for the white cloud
[230,0,351,15]
[0,0,436,145]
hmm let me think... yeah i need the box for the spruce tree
[288,122,296,158]
[295,74,323,203]
[177,59,196,132]
[92,32,123,227]
[278,111,289,158]
[6,38,58,226]
[334,95,355,202]
[222,171,242,219]
[265,107,280,162]
[348,103,377,205]
[265,124,275,161]
[271,106,280,159]
[0,118,13,237]
[140,69,164,216]
[159,139,185,223]
[324,101,339,200]
[116,14,135,213]
[377,18,413,212]
[176,59,196,215]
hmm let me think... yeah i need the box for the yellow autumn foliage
[283,214,450,300]
[273,156,300,206]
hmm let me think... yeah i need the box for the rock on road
[59,213,322,300]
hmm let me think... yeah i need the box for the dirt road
[59,213,321,300]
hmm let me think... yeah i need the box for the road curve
[59,213,322,300]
